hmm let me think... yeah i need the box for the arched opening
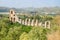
[14,17,15,22]
[46,22,49,25]
[11,17,12,21]
[13,14,15,16]
[11,11,13,14]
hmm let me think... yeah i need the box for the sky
[0,0,60,8]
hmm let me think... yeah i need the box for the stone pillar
[45,21,50,29]
[28,19,31,26]
[35,20,38,26]
[38,22,42,27]
[42,24,45,27]
[31,19,35,26]
[15,16,19,22]
[22,20,25,25]
[19,19,22,24]
[48,21,50,29]
[25,19,28,25]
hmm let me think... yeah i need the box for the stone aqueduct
[9,9,51,29]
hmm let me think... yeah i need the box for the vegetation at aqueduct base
[0,14,60,40]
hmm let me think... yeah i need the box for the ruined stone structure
[9,9,51,29]
[9,9,18,22]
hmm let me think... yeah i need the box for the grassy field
[0,14,60,40]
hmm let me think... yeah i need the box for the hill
[0,7,60,15]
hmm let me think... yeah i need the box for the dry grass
[47,30,60,40]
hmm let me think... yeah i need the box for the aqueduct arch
[9,9,51,29]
